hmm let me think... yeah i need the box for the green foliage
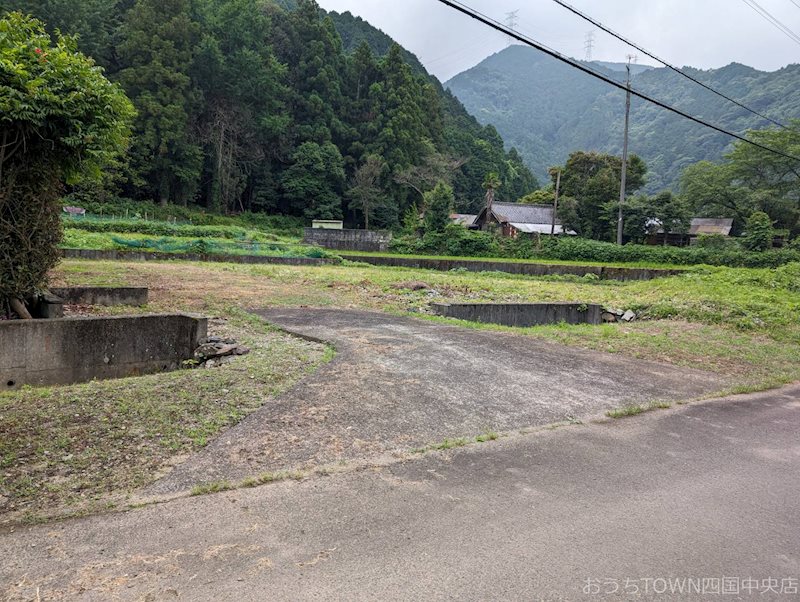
[0,12,133,304]
[423,183,454,233]
[679,124,800,237]
[391,229,800,268]
[743,211,774,251]
[1,0,536,223]
[282,141,345,220]
[446,45,800,192]
[554,151,647,241]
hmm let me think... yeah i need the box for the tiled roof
[492,202,558,225]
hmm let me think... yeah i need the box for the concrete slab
[2,385,799,601]
[145,309,724,496]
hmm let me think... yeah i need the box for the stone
[621,310,637,322]
[0,494,7,509]
[607,308,625,317]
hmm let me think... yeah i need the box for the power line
[741,0,800,46]
[789,0,800,9]
[432,0,800,163]
[552,0,789,129]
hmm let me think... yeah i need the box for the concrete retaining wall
[303,228,392,252]
[50,286,149,306]
[0,314,207,389]
[431,303,603,327]
[340,254,682,281]
[62,248,337,266]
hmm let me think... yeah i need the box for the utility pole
[617,55,635,246]
[551,169,561,236]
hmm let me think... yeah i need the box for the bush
[743,211,774,252]
[391,228,800,268]
[0,14,133,311]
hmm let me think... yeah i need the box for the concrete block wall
[303,228,393,252]
[431,303,603,327]
[0,314,207,389]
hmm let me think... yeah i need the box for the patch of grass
[191,481,235,496]
[0,315,329,519]
[52,258,800,390]
[475,430,499,443]
[606,401,672,419]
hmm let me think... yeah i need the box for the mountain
[2,0,537,221]
[446,45,800,192]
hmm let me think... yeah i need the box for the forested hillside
[446,45,800,192]
[0,0,536,224]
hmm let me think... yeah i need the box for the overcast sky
[317,0,800,81]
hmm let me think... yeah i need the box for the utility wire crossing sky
[317,0,800,81]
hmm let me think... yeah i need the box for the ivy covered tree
[282,142,345,220]
[0,13,133,317]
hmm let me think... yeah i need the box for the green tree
[423,182,454,233]
[116,0,202,206]
[346,155,386,229]
[743,211,774,251]
[282,141,345,220]
[556,151,647,240]
[0,13,133,315]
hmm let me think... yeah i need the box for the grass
[341,249,689,270]
[51,258,800,390]
[5,255,798,518]
[0,309,331,521]
[606,401,673,419]
[62,228,337,260]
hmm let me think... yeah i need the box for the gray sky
[317,0,800,81]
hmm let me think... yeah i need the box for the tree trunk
[10,297,32,320]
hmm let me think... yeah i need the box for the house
[473,202,573,237]
[646,217,734,246]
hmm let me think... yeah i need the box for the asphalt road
[3,385,799,601]
[145,309,723,496]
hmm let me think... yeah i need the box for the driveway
[146,309,724,496]
[3,385,799,601]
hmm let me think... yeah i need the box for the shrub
[743,211,775,252]
[0,14,133,314]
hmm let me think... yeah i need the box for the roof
[509,223,572,235]
[450,213,477,227]
[491,202,557,225]
[689,218,734,236]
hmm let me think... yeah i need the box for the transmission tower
[584,30,595,61]
[505,10,519,45]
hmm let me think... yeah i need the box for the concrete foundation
[431,302,603,327]
[303,228,392,252]
[62,249,338,266]
[0,314,207,389]
[340,254,682,281]
[50,286,149,306]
